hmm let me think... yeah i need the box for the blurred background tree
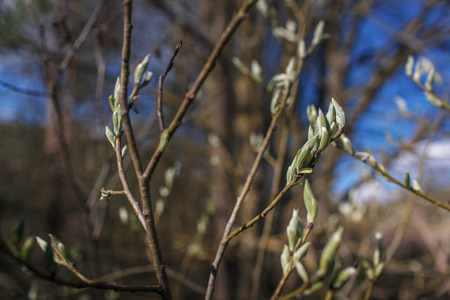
[0,0,449,299]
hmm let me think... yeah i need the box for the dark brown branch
[157,40,183,133]
[118,1,172,299]
[157,76,165,133]
[0,79,47,97]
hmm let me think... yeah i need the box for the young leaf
[331,98,345,129]
[140,71,154,88]
[295,262,309,282]
[134,54,150,86]
[298,39,306,59]
[270,87,282,114]
[293,134,319,169]
[250,60,263,85]
[105,126,115,148]
[424,91,442,107]
[425,67,435,90]
[280,245,290,274]
[339,134,353,154]
[20,235,35,263]
[331,266,357,289]
[307,105,318,125]
[287,209,303,250]
[121,145,128,157]
[303,281,325,296]
[158,129,170,152]
[373,232,385,267]
[413,62,423,83]
[231,57,250,75]
[318,126,329,150]
[293,242,310,263]
[114,77,121,108]
[312,20,325,46]
[325,101,336,131]
[412,179,422,192]
[108,95,115,112]
[286,165,294,183]
[36,236,48,252]
[394,97,411,117]
[405,56,414,77]
[361,259,374,280]
[318,227,343,276]
[304,179,318,224]
[10,214,25,253]
[285,57,296,82]
[298,168,313,174]
[113,111,121,135]
[404,172,411,187]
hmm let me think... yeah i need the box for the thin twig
[407,75,450,112]
[0,239,163,294]
[336,146,450,212]
[157,41,183,133]
[0,79,47,97]
[91,265,206,296]
[157,76,165,133]
[113,138,147,232]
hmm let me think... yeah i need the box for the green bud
[304,179,318,224]
[339,134,353,154]
[293,242,310,263]
[307,105,318,125]
[405,56,414,77]
[318,227,343,276]
[121,145,128,157]
[373,232,385,267]
[295,261,309,282]
[158,129,170,152]
[20,235,35,263]
[140,71,154,88]
[361,259,374,280]
[404,172,411,187]
[287,209,303,250]
[231,57,250,75]
[114,77,121,107]
[319,126,329,150]
[134,54,150,86]
[303,281,324,296]
[108,95,115,112]
[331,98,345,129]
[331,266,357,289]
[250,60,263,85]
[105,126,115,148]
[312,20,325,46]
[424,91,442,107]
[412,179,422,192]
[298,168,313,174]
[280,244,290,274]
[298,40,306,59]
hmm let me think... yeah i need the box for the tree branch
[142,0,260,181]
